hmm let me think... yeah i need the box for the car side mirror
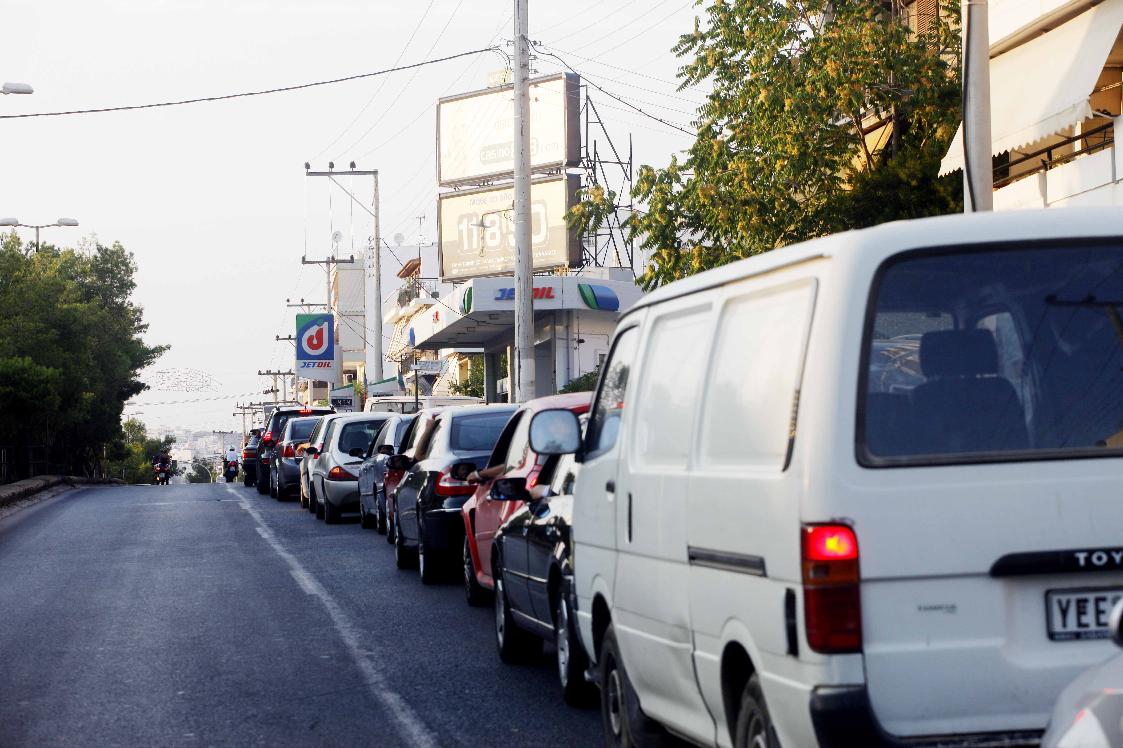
[378,444,394,456]
[528,409,582,456]
[490,477,528,501]
[449,461,476,481]
[348,447,365,458]
[305,446,319,457]
[1112,599,1123,648]
[387,454,413,471]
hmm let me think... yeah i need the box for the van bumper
[809,686,1041,748]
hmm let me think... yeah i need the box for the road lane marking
[226,485,436,748]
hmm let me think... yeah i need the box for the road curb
[0,475,123,510]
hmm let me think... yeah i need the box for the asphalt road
[0,482,603,747]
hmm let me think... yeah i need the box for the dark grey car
[271,416,321,500]
[358,414,416,534]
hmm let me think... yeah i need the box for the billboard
[437,73,580,186]
[295,313,340,384]
[437,175,580,282]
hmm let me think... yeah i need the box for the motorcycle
[154,464,170,485]
[223,460,239,483]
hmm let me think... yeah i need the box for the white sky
[1,0,704,434]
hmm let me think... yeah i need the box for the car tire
[315,491,325,520]
[463,536,489,607]
[494,564,542,664]
[269,476,278,498]
[418,521,440,585]
[600,624,667,747]
[394,515,417,569]
[359,500,376,529]
[376,494,388,535]
[385,507,396,544]
[323,496,339,524]
[732,674,777,748]
[556,595,596,708]
[255,472,269,494]
[243,473,253,487]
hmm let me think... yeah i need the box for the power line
[0,47,499,120]
[535,46,694,135]
[569,0,694,59]
[313,0,439,160]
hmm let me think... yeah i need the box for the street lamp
[1,82,33,95]
[0,217,80,251]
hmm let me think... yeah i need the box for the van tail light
[435,471,475,497]
[283,444,295,458]
[802,524,861,654]
[328,466,356,481]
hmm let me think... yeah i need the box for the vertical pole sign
[295,313,340,385]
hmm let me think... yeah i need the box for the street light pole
[963,0,993,212]
[0,218,80,252]
[512,0,535,403]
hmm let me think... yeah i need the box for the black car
[357,414,416,534]
[492,435,595,706]
[242,429,261,487]
[256,405,334,496]
[391,404,517,583]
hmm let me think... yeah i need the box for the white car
[530,208,1123,747]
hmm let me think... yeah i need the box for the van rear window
[860,244,1123,465]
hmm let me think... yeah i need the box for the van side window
[585,327,640,460]
[699,282,816,469]
[633,308,711,467]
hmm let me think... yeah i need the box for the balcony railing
[994,121,1114,189]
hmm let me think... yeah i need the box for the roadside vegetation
[0,233,166,477]
[571,0,963,289]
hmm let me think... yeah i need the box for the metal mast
[513,0,535,402]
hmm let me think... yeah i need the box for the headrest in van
[919,330,998,378]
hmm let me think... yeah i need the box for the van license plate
[1046,588,1123,641]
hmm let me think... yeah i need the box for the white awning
[939,0,1123,176]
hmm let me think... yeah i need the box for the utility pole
[212,430,237,465]
[512,0,535,402]
[233,403,256,445]
[963,0,992,212]
[258,369,294,403]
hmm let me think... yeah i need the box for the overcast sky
[1,0,705,434]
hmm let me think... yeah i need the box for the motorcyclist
[225,446,238,469]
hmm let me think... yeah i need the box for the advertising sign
[437,175,580,282]
[330,384,356,412]
[437,73,580,186]
[295,313,340,384]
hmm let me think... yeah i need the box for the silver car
[308,413,391,524]
[358,414,416,534]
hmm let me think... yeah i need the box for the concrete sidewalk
[0,475,122,510]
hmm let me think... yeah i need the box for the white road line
[225,485,436,748]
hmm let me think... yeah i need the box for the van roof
[631,208,1123,315]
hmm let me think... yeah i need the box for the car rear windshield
[286,418,318,442]
[449,411,514,452]
[337,420,385,455]
[860,243,1123,465]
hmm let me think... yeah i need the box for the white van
[528,209,1123,747]
[363,395,481,415]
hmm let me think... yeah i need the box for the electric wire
[536,47,693,135]
[570,0,695,60]
[313,0,438,160]
[0,48,499,120]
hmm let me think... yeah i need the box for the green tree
[186,458,214,483]
[0,232,167,477]
[570,0,962,289]
[451,354,508,399]
[105,418,175,484]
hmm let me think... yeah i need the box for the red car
[460,392,592,606]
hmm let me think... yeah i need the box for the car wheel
[243,473,253,487]
[307,485,318,514]
[255,471,269,494]
[385,507,396,544]
[315,491,325,520]
[556,595,596,707]
[463,536,488,607]
[600,623,667,747]
[732,674,777,748]
[359,500,375,529]
[394,515,417,569]
[323,495,340,524]
[418,522,440,585]
[269,476,278,498]
[494,564,542,664]
[376,493,388,534]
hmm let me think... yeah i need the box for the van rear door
[849,243,1123,738]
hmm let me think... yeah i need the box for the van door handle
[627,493,633,542]
[606,480,615,492]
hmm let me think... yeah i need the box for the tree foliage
[0,232,167,477]
[186,458,214,484]
[105,418,176,484]
[450,354,508,399]
[570,0,963,289]
[560,365,601,394]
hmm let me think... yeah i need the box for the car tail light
[242,450,249,459]
[262,430,274,447]
[435,470,475,497]
[283,444,295,458]
[299,409,312,415]
[328,466,356,481]
[802,524,861,654]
